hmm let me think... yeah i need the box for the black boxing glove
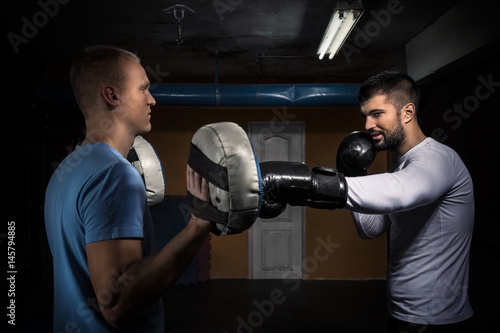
[259,161,347,219]
[336,131,377,177]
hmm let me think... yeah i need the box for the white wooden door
[248,121,305,279]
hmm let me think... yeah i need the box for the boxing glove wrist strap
[309,166,347,209]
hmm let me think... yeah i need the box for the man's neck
[82,118,135,158]
[395,129,427,159]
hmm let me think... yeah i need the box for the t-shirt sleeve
[79,162,146,244]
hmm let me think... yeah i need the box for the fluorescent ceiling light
[317,4,363,60]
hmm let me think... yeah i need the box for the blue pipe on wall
[152,83,361,106]
[36,83,361,107]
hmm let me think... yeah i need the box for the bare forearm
[103,217,211,328]
[147,216,211,287]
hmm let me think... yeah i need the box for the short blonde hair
[70,45,140,114]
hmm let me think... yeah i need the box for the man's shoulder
[408,137,459,161]
[49,142,138,190]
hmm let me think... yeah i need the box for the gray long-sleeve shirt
[345,137,474,325]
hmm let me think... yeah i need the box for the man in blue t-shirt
[44,45,212,332]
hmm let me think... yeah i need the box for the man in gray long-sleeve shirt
[345,71,474,332]
[257,70,475,332]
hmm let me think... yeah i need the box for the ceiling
[6,0,472,84]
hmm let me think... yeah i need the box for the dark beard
[373,120,405,152]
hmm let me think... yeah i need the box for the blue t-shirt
[44,143,164,332]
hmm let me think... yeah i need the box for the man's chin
[373,140,386,152]
[144,122,152,133]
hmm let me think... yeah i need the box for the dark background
[3,0,499,331]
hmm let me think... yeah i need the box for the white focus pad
[128,135,166,207]
[188,122,262,235]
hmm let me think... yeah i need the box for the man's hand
[186,164,210,203]
[186,165,212,227]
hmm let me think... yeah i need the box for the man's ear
[101,86,120,108]
[402,103,416,124]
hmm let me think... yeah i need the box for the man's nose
[364,117,374,132]
[148,91,156,106]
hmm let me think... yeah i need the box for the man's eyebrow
[360,108,384,116]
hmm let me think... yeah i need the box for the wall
[417,53,499,252]
[143,105,388,279]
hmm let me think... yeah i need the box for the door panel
[248,121,305,279]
